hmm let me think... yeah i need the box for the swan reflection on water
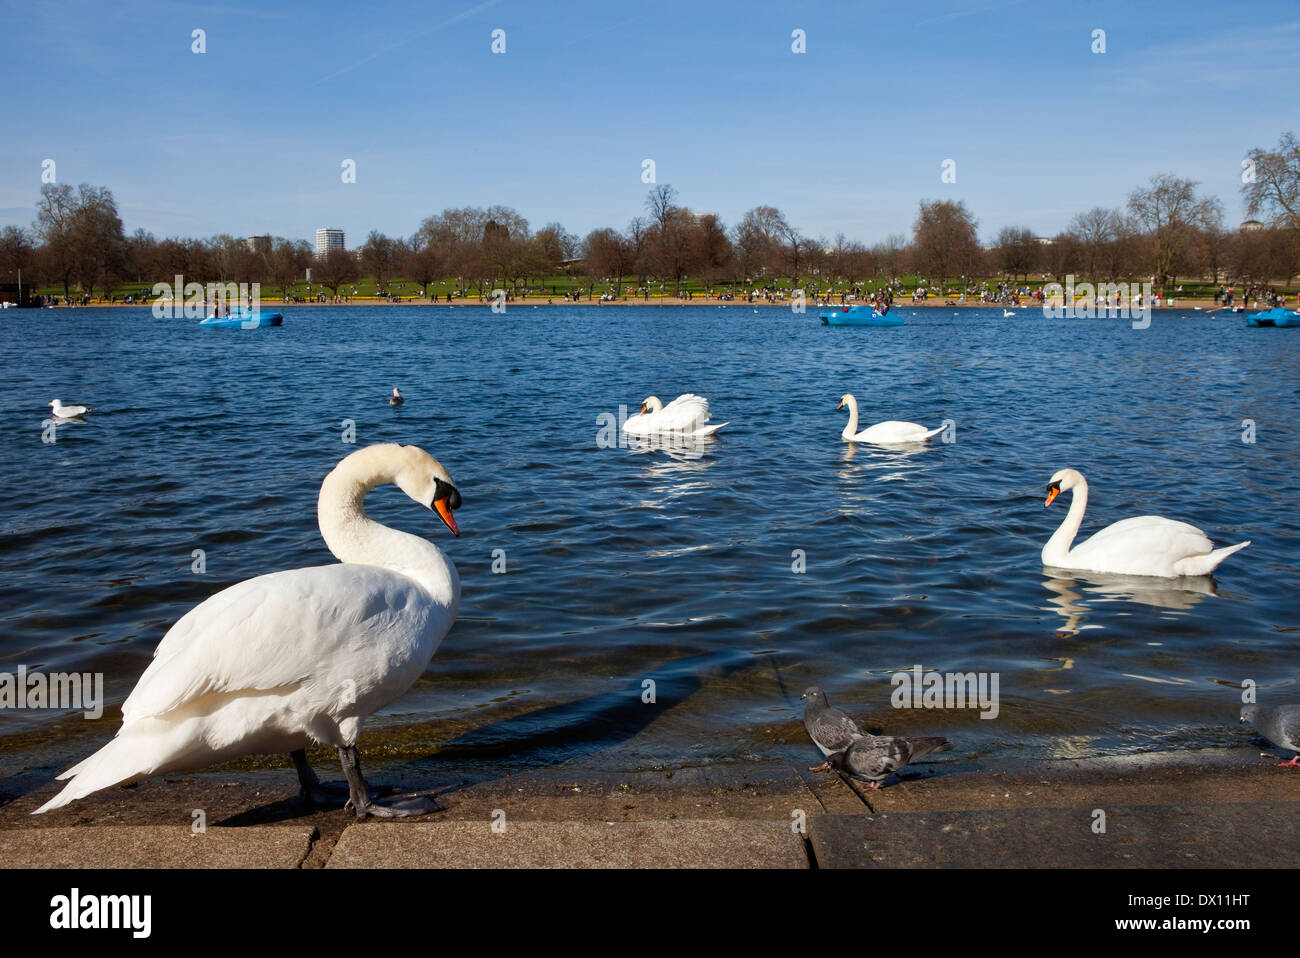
[839,437,932,482]
[624,433,716,462]
[1042,567,1219,634]
[628,435,720,510]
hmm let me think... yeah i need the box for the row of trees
[3,132,1298,299]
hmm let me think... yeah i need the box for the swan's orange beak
[836,399,844,410]
[640,404,647,414]
[434,497,459,537]
[1044,484,1060,507]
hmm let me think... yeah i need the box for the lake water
[1,305,1296,780]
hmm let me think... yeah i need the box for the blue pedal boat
[199,307,284,328]
[819,304,904,326]
[1246,307,1299,327]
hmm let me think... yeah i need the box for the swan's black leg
[291,749,349,805]
[336,745,436,820]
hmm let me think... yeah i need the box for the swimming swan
[837,393,944,444]
[623,394,728,437]
[1041,468,1249,577]
[34,443,462,819]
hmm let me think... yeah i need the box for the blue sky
[2,0,1296,245]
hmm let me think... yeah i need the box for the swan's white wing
[622,393,713,434]
[1070,516,1214,572]
[122,564,446,724]
[856,420,938,443]
[654,393,711,431]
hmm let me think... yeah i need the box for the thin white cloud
[306,0,503,88]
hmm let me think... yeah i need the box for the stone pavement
[2,752,1296,868]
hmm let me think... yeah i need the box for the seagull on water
[49,399,93,418]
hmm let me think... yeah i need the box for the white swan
[34,443,462,819]
[1042,468,1249,577]
[623,394,728,437]
[49,399,92,418]
[837,393,944,444]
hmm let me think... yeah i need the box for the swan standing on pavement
[1041,468,1249,577]
[623,394,728,437]
[837,393,944,444]
[49,399,93,418]
[34,443,462,819]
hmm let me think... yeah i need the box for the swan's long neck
[841,395,859,440]
[317,447,459,608]
[1043,478,1088,565]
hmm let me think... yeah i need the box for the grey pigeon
[1240,704,1300,767]
[801,686,866,760]
[815,734,952,789]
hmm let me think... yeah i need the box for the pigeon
[389,388,404,407]
[814,734,952,789]
[1240,704,1300,767]
[801,686,866,760]
[49,399,92,418]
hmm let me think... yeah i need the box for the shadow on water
[214,649,758,825]
[424,648,750,766]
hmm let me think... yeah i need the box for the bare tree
[0,226,37,287]
[314,246,358,296]
[360,230,399,288]
[403,231,444,297]
[689,214,733,290]
[271,238,313,294]
[583,227,633,297]
[643,185,694,295]
[911,199,980,289]
[733,206,786,280]
[996,226,1037,281]
[1127,174,1221,293]
[1243,131,1300,229]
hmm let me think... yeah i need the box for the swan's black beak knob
[1044,482,1061,508]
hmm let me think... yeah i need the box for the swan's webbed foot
[809,762,831,773]
[336,745,437,821]
[346,794,439,819]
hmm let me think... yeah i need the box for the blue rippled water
[1,305,1297,775]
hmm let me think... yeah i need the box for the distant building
[1034,236,1054,246]
[316,228,345,257]
[245,235,272,254]
[1239,219,1264,232]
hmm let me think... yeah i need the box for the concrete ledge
[808,802,1300,868]
[0,826,317,869]
[326,820,809,869]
